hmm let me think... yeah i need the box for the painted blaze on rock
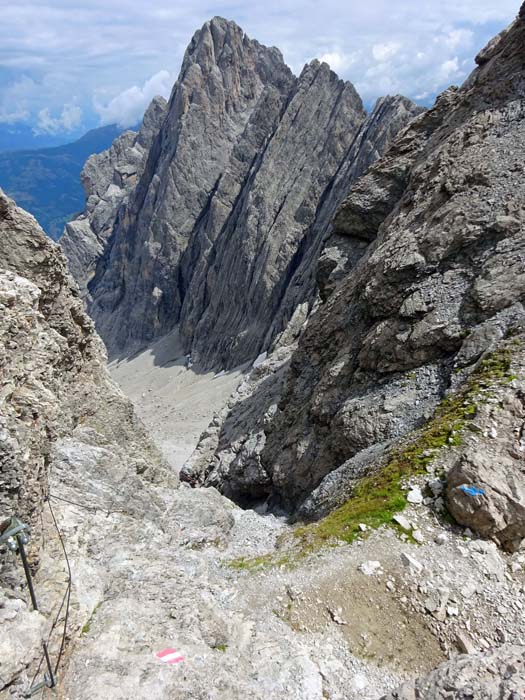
[446,357,525,552]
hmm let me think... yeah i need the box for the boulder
[382,644,525,700]
[447,381,525,552]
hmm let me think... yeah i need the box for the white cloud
[94,70,173,127]
[0,0,520,130]
[0,75,36,123]
[33,103,82,134]
[445,28,474,49]
[0,107,30,124]
[319,51,356,73]
[372,42,401,62]
[438,56,461,81]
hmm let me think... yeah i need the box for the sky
[0,0,520,140]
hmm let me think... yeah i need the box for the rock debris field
[109,328,244,471]
[96,341,525,700]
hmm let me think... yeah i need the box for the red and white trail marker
[155,648,185,664]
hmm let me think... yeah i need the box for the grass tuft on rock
[81,601,102,636]
[294,346,514,548]
[226,552,292,570]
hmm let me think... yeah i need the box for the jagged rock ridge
[262,8,525,534]
[181,91,423,369]
[63,17,422,369]
[3,7,525,690]
[84,18,296,360]
[60,96,167,298]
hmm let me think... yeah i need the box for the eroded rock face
[0,189,170,694]
[181,302,310,502]
[382,644,525,700]
[1,191,102,524]
[446,355,525,552]
[317,95,426,302]
[1,191,412,700]
[177,60,366,368]
[180,94,423,492]
[255,94,425,356]
[67,17,421,370]
[203,8,525,532]
[86,17,296,357]
[60,96,167,298]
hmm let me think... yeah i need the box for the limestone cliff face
[0,184,169,535]
[86,18,295,357]
[60,96,167,298]
[178,60,367,368]
[66,17,421,369]
[1,190,103,526]
[256,9,525,525]
[268,94,425,338]
[180,95,425,497]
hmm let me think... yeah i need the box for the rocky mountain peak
[179,16,291,101]
[63,18,421,368]
[60,94,167,298]
[298,58,360,99]
[184,15,244,61]
[4,8,525,699]
[209,3,525,541]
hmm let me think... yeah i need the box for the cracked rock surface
[3,6,525,700]
[193,6,525,532]
[65,17,420,371]
[60,96,167,299]
[382,644,525,699]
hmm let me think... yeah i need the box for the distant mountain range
[0,124,127,239]
[0,123,88,152]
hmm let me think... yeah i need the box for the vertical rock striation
[63,17,422,370]
[181,97,424,494]
[178,60,366,368]
[267,94,425,336]
[86,18,295,356]
[60,96,167,298]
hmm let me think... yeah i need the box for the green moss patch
[294,346,514,548]
[81,601,102,636]
[225,552,292,571]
